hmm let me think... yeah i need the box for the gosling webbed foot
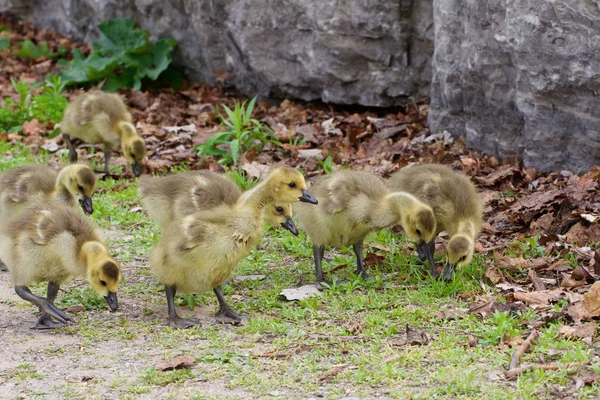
[33,313,67,330]
[353,269,369,280]
[215,306,242,324]
[41,301,72,324]
[167,315,200,329]
[315,278,333,291]
[429,266,441,279]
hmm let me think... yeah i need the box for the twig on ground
[509,329,539,370]
[504,361,592,379]
[319,363,354,382]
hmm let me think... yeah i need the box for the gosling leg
[15,285,71,326]
[313,244,331,288]
[353,240,368,279]
[214,286,241,323]
[34,282,66,329]
[62,133,78,163]
[165,284,199,329]
[103,148,112,175]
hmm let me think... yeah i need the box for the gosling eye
[459,256,467,263]
[288,182,296,189]
[77,185,84,192]
[275,206,284,214]
[100,280,107,287]
[415,229,421,236]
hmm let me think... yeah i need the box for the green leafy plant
[316,155,333,174]
[480,311,522,346]
[14,40,66,60]
[197,96,281,166]
[58,18,179,91]
[510,233,546,258]
[0,77,68,133]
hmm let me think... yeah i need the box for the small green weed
[58,18,179,91]
[0,76,68,133]
[510,233,546,258]
[316,155,334,173]
[480,310,522,345]
[56,287,108,310]
[197,96,280,166]
[142,368,194,386]
[227,169,257,190]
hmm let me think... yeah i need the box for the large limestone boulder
[0,0,433,107]
[2,0,600,171]
[429,1,600,172]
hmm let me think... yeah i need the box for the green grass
[1,142,598,399]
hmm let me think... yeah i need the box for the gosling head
[441,234,474,281]
[266,166,318,204]
[83,242,120,311]
[265,204,298,236]
[118,121,146,177]
[58,164,96,215]
[401,206,436,246]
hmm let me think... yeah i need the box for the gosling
[388,164,483,280]
[148,166,317,329]
[59,91,146,177]
[0,201,120,328]
[294,170,436,285]
[139,170,298,235]
[0,164,96,219]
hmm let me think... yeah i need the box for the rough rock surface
[0,0,434,107]
[429,0,600,172]
[2,0,600,171]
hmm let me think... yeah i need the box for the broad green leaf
[102,68,138,92]
[83,52,119,81]
[94,18,150,57]
[59,49,92,84]
[0,37,9,50]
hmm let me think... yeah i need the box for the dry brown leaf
[155,356,196,371]
[389,325,434,347]
[559,323,596,340]
[22,118,43,137]
[495,255,529,271]
[564,301,589,324]
[63,304,85,314]
[528,269,545,291]
[571,265,595,283]
[241,162,270,179]
[584,282,600,317]
[513,289,564,305]
[483,266,503,284]
[363,252,385,266]
[507,335,524,347]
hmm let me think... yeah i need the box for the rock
[429,0,600,172]
[2,0,434,107]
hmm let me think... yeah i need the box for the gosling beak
[79,197,94,215]
[104,291,118,311]
[441,264,454,281]
[280,216,299,236]
[131,163,142,177]
[298,190,318,204]
[419,241,437,279]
